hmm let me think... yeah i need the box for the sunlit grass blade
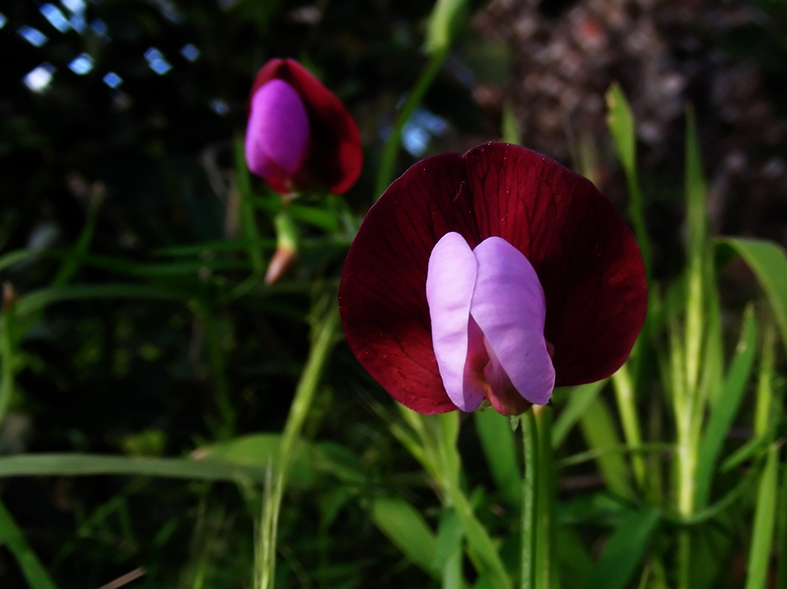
[475,409,522,508]
[586,508,659,589]
[745,443,779,589]
[684,107,708,400]
[0,249,39,273]
[695,304,758,508]
[578,397,633,500]
[717,237,787,350]
[0,498,58,589]
[611,364,646,490]
[501,104,521,145]
[605,82,651,282]
[551,380,606,449]
[370,496,439,577]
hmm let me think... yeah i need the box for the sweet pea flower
[339,142,647,416]
[245,58,362,195]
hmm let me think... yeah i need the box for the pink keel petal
[471,237,555,405]
[245,79,310,181]
[426,232,484,411]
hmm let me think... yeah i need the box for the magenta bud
[245,79,310,187]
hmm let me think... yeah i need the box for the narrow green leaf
[0,249,39,273]
[587,508,659,589]
[233,133,265,273]
[501,105,521,145]
[289,203,339,232]
[16,284,185,317]
[578,397,633,499]
[475,409,521,508]
[552,380,606,449]
[0,498,58,589]
[555,528,593,589]
[425,0,468,55]
[717,237,787,351]
[745,444,779,589]
[370,496,438,576]
[695,304,758,508]
[606,83,651,282]
[0,453,267,482]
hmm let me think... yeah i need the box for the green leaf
[0,499,58,589]
[745,444,779,589]
[475,409,521,508]
[552,380,606,449]
[717,237,787,351]
[578,397,633,500]
[0,453,269,482]
[16,284,186,317]
[606,82,650,282]
[587,508,660,589]
[695,304,757,508]
[425,0,468,55]
[370,496,438,576]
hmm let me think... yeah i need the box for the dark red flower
[245,58,362,195]
[338,142,647,415]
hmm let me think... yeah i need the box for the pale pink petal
[470,237,555,405]
[426,232,484,411]
[245,79,310,181]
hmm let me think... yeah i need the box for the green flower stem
[522,406,554,589]
[375,47,448,199]
[256,305,339,589]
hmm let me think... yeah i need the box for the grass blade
[475,409,522,508]
[718,237,787,351]
[745,443,779,589]
[695,304,758,508]
[0,498,58,589]
[370,496,438,576]
[551,380,606,449]
[587,508,659,589]
[578,397,633,500]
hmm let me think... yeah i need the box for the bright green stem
[256,305,339,589]
[522,406,554,589]
[375,48,448,198]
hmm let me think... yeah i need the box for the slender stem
[256,305,339,589]
[521,410,537,589]
[534,406,554,589]
[375,48,448,198]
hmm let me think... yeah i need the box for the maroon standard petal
[339,142,647,413]
[249,59,362,194]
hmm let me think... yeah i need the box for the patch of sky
[401,108,448,157]
[24,63,55,92]
[152,0,182,23]
[40,4,71,33]
[0,13,6,29]
[210,99,229,116]
[61,0,86,13]
[90,18,109,41]
[68,54,93,75]
[103,72,122,88]
[18,26,48,47]
[70,13,87,33]
[145,47,172,75]
[181,44,200,62]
